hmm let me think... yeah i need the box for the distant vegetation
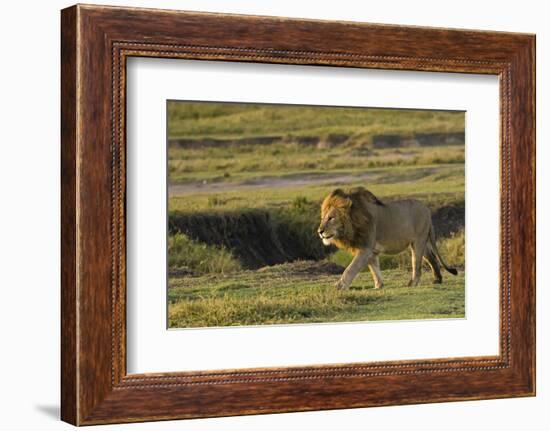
[166,101,466,328]
[168,101,464,140]
[168,141,465,184]
[168,165,465,213]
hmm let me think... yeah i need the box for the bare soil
[168,167,444,197]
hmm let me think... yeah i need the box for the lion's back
[376,199,432,243]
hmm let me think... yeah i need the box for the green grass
[168,163,464,214]
[168,102,464,140]
[169,232,242,275]
[168,262,465,328]
[168,143,464,184]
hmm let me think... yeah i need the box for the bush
[207,195,226,207]
[438,230,465,267]
[292,195,310,211]
[272,198,327,262]
[168,232,241,275]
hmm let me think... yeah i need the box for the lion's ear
[330,188,346,198]
[344,197,353,209]
[330,189,352,208]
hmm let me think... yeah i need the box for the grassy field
[169,163,464,213]
[168,101,464,140]
[168,143,465,184]
[167,102,466,329]
[168,261,465,328]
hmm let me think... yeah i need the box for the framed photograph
[61,4,535,425]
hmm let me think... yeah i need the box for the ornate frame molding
[61,5,535,425]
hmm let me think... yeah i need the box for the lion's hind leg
[367,254,384,289]
[408,238,428,287]
[423,249,443,284]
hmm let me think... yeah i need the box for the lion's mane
[320,187,384,254]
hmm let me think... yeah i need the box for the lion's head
[318,189,354,246]
[318,187,383,252]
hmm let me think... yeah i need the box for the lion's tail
[428,225,458,276]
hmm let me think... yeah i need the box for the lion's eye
[328,216,334,221]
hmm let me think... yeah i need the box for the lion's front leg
[367,254,384,289]
[335,249,372,289]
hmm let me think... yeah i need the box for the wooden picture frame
[61,4,535,425]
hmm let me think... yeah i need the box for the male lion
[318,187,457,289]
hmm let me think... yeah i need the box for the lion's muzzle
[318,227,334,245]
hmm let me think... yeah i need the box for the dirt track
[168,167,444,197]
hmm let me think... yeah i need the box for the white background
[127,59,499,373]
[0,0,546,430]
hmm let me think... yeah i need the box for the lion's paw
[334,279,349,290]
[408,278,420,287]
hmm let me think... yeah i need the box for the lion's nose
[318,228,324,235]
